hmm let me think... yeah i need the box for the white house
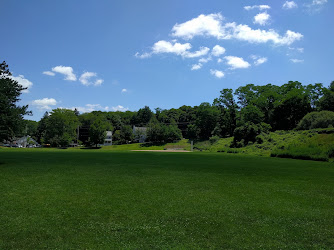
[133,126,147,143]
[104,131,112,146]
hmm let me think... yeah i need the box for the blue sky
[2,0,333,121]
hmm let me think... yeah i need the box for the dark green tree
[0,61,30,141]
[44,109,80,147]
[89,116,111,147]
[319,81,334,112]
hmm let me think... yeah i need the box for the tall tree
[44,109,80,147]
[0,61,30,141]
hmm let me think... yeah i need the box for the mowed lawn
[0,149,333,249]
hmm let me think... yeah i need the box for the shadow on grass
[140,142,165,148]
[80,147,102,150]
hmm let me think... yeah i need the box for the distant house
[133,126,147,143]
[15,135,39,148]
[104,131,113,146]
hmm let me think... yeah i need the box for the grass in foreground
[0,149,334,248]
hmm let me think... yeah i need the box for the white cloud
[212,45,226,57]
[184,47,210,58]
[9,75,33,93]
[43,71,55,76]
[32,98,57,110]
[290,58,304,63]
[312,0,327,5]
[74,105,128,112]
[78,72,103,86]
[121,88,127,93]
[170,13,303,46]
[251,56,268,66]
[110,105,129,112]
[225,56,251,69]
[52,66,76,81]
[210,69,224,78]
[199,57,211,63]
[289,47,304,53]
[191,63,202,70]
[305,0,328,13]
[136,40,210,59]
[253,12,270,26]
[79,72,96,86]
[217,58,223,63]
[152,40,191,55]
[67,104,109,113]
[135,52,152,59]
[226,23,303,45]
[94,79,103,86]
[283,1,298,9]
[244,5,271,11]
[171,13,225,40]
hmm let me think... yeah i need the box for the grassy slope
[0,149,334,249]
[194,129,334,161]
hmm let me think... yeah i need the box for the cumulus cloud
[253,12,270,26]
[52,66,76,81]
[79,72,96,86]
[244,5,271,11]
[225,56,251,69]
[94,79,103,86]
[226,23,303,45]
[136,40,210,59]
[79,72,103,86]
[121,88,127,93]
[251,55,268,66]
[212,45,226,57]
[170,13,302,45]
[210,69,224,78]
[290,58,304,63]
[283,1,298,9]
[191,63,202,70]
[171,13,225,40]
[43,71,55,76]
[9,75,33,93]
[32,98,57,110]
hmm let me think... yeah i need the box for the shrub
[297,111,334,130]
[232,122,271,146]
[209,136,220,144]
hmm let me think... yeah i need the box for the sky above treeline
[2,0,333,121]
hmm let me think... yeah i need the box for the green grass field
[1,148,334,249]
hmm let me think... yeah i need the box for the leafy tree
[163,122,182,142]
[132,106,153,126]
[272,89,311,130]
[147,117,164,142]
[297,111,334,130]
[89,116,111,147]
[186,124,200,140]
[240,105,264,125]
[119,125,134,144]
[44,109,80,147]
[195,102,219,139]
[233,122,271,147]
[319,82,334,112]
[0,61,30,141]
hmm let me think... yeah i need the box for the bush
[232,122,271,146]
[209,136,220,144]
[297,111,334,130]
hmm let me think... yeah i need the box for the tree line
[1,61,334,147]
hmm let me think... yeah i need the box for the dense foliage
[16,80,334,147]
[0,61,30,141]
